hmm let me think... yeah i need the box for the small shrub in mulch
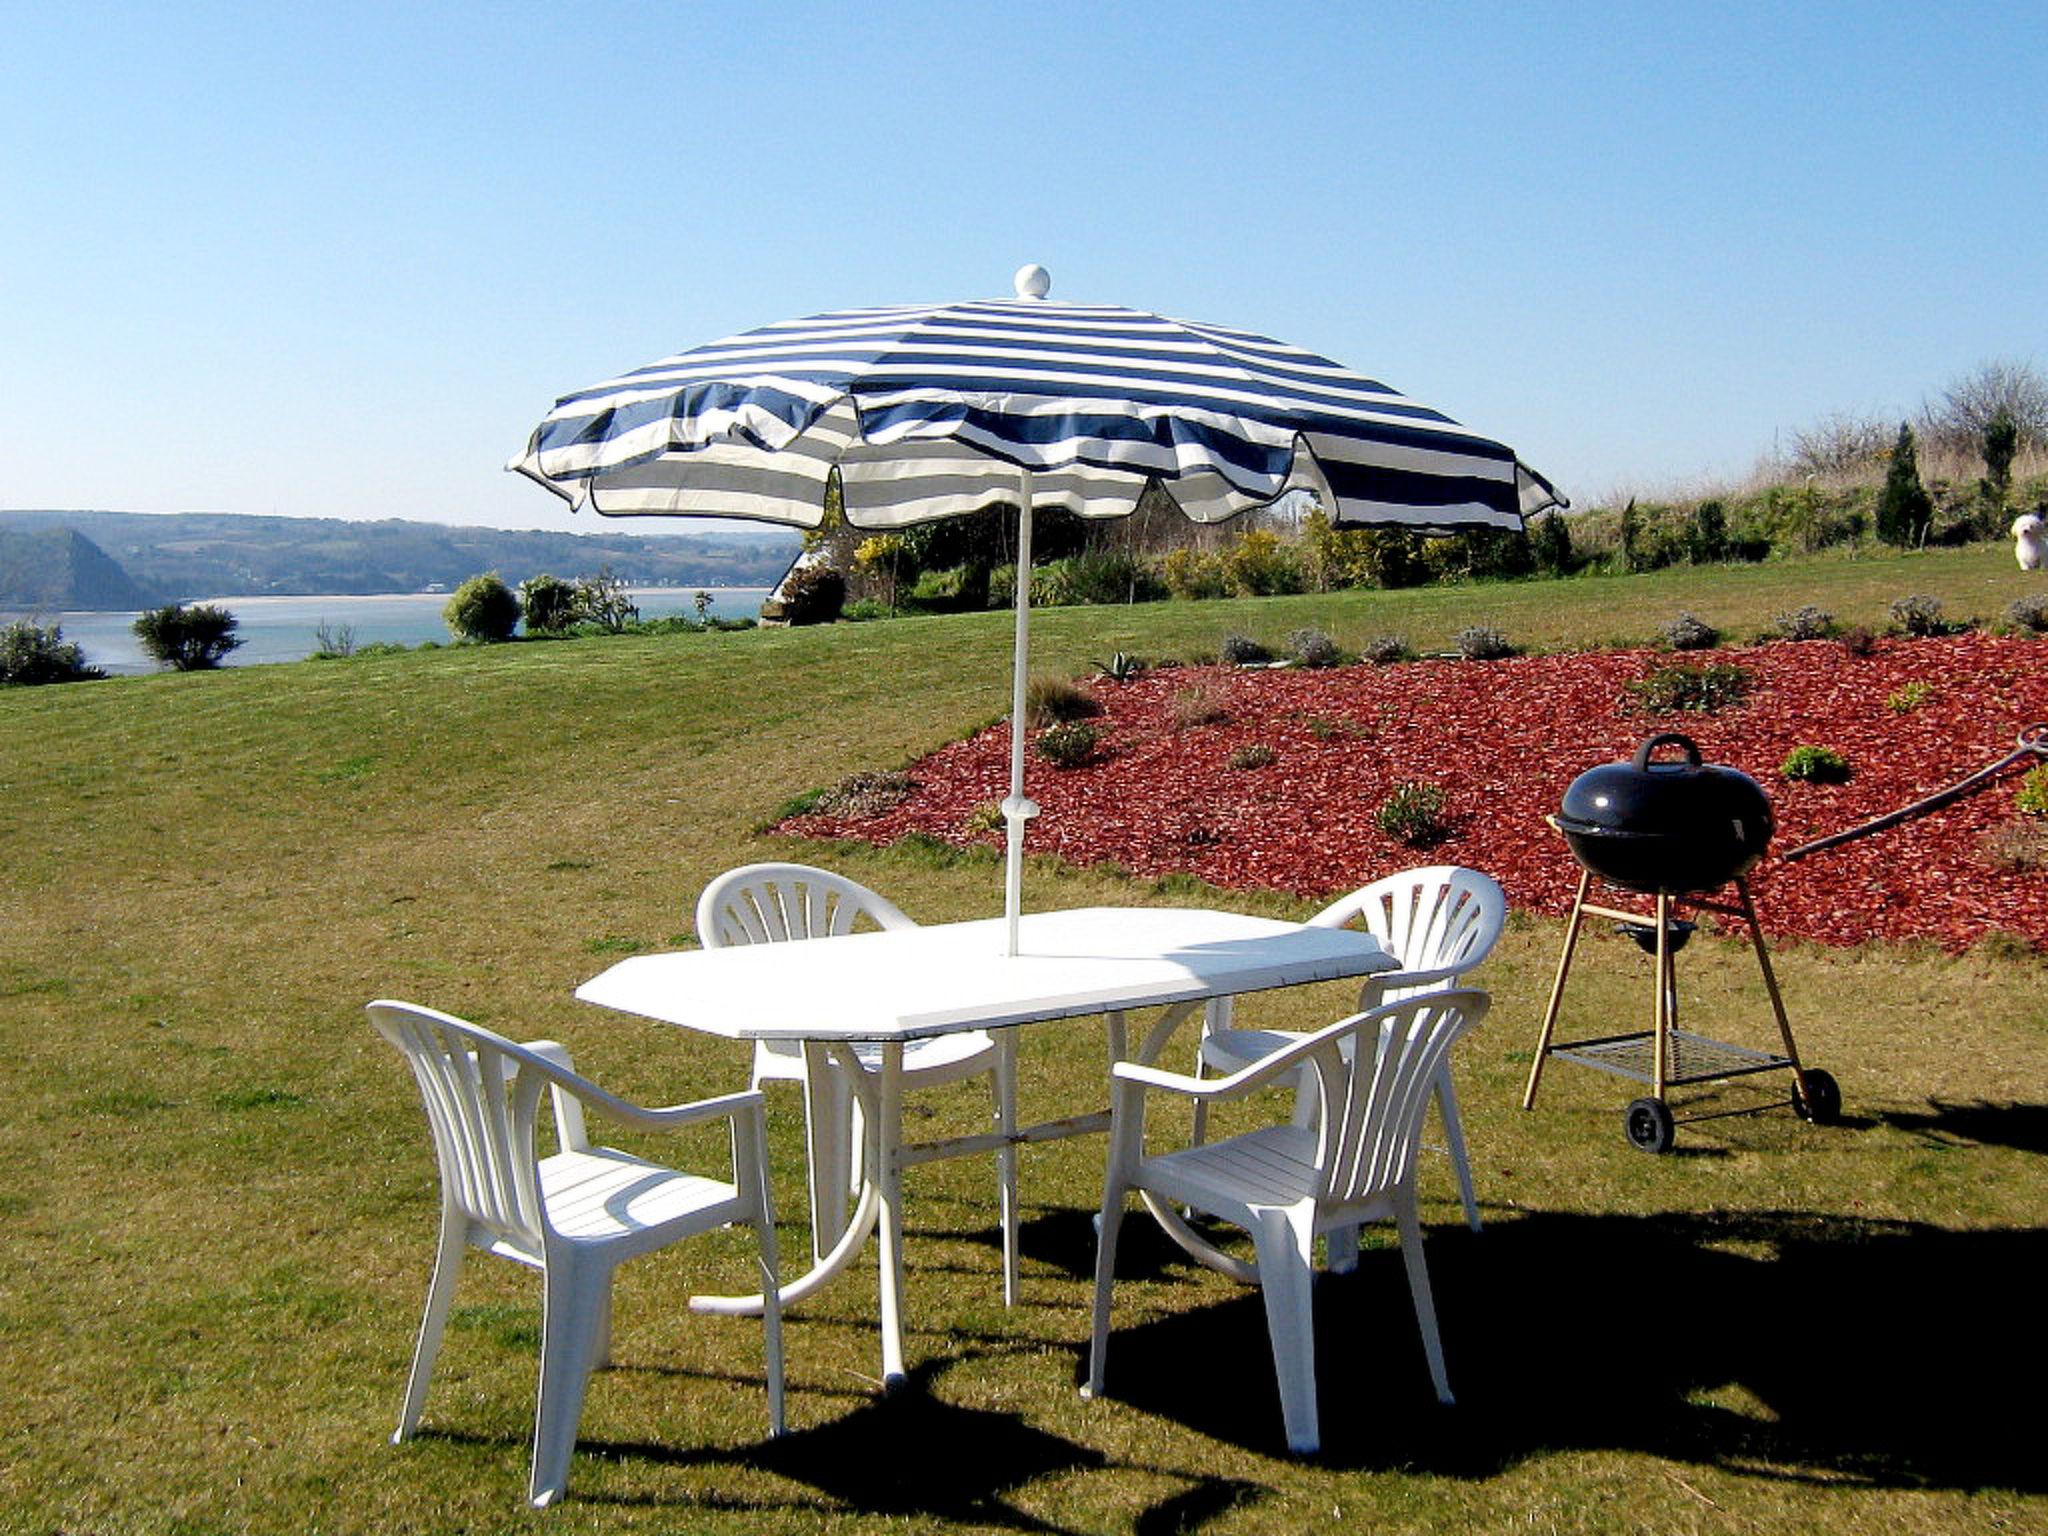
[1887,680,1934,713]
[1626,661,1754,714]
[1782,745,1853,783]
[1660,612,1720,650]
[1376,780,1449,846]
[1036,721,1101,768]
[1361,633,1414,665]
[1838,625,1880,658]
[1226,743,1277,771]
[2018,766,2048,817]
[1220,633,1274,666]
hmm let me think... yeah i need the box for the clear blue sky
[5,1,2044,532]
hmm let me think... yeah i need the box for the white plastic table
[576,905,1395,1388]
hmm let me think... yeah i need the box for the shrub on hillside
[1660,612,1720,651]
[1376,781,1450,846]
[1361,633,1414,665]
[1838,625,1880,657]
[0,620,104,685]
[133,603,243,670]
[1454,624,1516,660]
[1220,633,1274,665]
[442,573,520,643]
[1286,627,1341,668]
[778,564,846,626]
[519,573,581,634]
[2008,593,2048,634]
[1770,604,1834,642]
[1530,511,1576,576]
[1036,721,1101,768]
[1781,745,1852,784]
[1875,423,1935,547]
[1889,593,1959,637]
[574,567,640,632]
[1626,661,1753,714]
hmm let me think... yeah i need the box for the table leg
[872,1040,909,1390]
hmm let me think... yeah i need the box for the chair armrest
[512,1037,765,1137]
[575,1085,769,1134]
[1111,1052,1324,1103]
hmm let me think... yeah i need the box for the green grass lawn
[2,541,2044,1534]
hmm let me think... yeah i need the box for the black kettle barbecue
[1526,731,1837,1152]
[1551,731,1773,894]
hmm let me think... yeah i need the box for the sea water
[46,588,774,676]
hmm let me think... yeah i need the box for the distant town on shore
[0,509,803,612]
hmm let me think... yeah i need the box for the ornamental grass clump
[1036,720,1101,768]
[1454,624,1515,661]
[1626,661,1753,714]
[1781,745,1852,784]
[1361,633,1414,665]
[1375,780,1450,846]
[1025,673,1102,728]
[1660,612,1720,651]
[1169,685,1230,730]
[1838,625,1880,658]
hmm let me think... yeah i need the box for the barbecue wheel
[1792,1068,1842,1124]
[1624,1096,1676,1154]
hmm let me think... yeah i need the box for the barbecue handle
[1632,732,1703,773]
[1781,722,2048,862]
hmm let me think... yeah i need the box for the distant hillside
[0,528,161,612]
[0,510,801,608]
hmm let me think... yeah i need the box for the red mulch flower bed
[778,633,2048,952]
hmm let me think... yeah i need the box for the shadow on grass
[585,1355,1265,1533]
[1876,1099,2048,1155]
[1088,1207,2046,1493]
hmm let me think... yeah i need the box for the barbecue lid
[1553,733,1773,893]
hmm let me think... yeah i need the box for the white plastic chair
[695,863,1020,1301]
[1193,866,1505,1234]
[367,1000,785,1509]
[1088,988,1490,1455]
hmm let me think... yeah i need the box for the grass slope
[2,541,2044,1534]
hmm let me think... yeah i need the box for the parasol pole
[1001,464,1039,957]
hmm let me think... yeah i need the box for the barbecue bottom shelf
[1545,1028,1790,1087]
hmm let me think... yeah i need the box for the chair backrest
[1311,866,1506,999]
[367,1000,584,1255]
[696,862,914,949]
[1295,989,1490,1207]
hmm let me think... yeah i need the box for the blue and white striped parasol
[512,266,1562,951]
